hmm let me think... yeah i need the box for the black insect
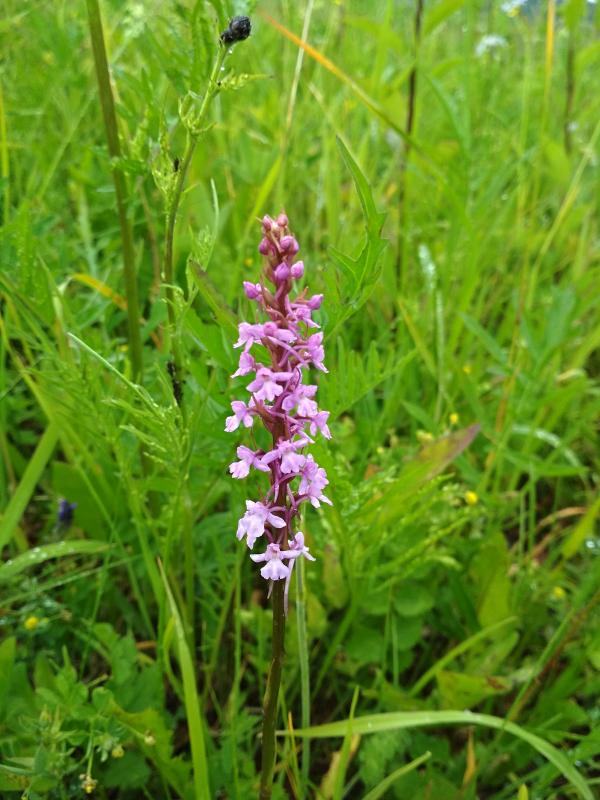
[220,15,251,45]
[173,157,180,173]
[167,361,184,406]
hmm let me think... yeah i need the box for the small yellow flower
[462,364,472,375]
[465,490,479,506]
[244,257,253,267]
[449,412,459,426]
[417,430,434,444]
[80,774,97,795]
[24,616,39,631]
[111,744,124,759]
[143,731,156,746]
[551,585,566,601]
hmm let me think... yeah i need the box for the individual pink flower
[262,437,311,475]
[236,501,285,548]
[250,543,290,581]
[225,400,254,432]
[282,532,315,562]
[234,322,265,351]
[232,351,256,378]
[229,446,270,479]
[246,367,293,402]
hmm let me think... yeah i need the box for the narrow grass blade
[0,540,110,582]
[409,617,518,696]
[0,425,58,551]
[362,751,432,800]
[282,711,593,800]
[159,561,211,800]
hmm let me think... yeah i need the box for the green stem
[296,556,311,792]
[86,0,143,382]
[397,0,424,290]
[163,44,228,405]
[259,578,286,800]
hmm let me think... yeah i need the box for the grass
[1,0,599,798]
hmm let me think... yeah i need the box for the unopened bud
[290,261,304,279]
[280,235,299,254]
[274,263,290,282]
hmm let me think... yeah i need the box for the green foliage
[1,0,599,797]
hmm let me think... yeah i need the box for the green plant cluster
[1,0,599,798]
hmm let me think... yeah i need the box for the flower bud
[277,212,289,228]
[258,238,270,255]
[243,281,261,299]
[306,293,323,310]
[280,235,299,254]
[274,263,290,282]
[290,261,304,279]
[262,215,273,231]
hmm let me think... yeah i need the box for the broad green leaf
[436,670,511,709]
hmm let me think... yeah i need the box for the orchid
[226,212,331,594]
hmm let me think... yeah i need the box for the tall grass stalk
[86,0,143,382]
[397,0,424,287]
[162,44,228,406]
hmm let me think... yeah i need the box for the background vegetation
[1,0,599,797]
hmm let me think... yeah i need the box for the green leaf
[357,425,480,527]
[362,752,431,800]
[423,0,467,36]
[0,540,110,583]
[561,497,600,559]
[394,583,435,617]
[159,562,211,800]
[0,425,58,551]
[282,711,593,800]
[325,139,387,337]
[436,670,511,709]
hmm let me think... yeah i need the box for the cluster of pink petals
[226,212,332,594]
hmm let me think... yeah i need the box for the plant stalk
[163,44,228,405]
[86,0,143,382]
[397,0,424,289]
[259,578,286,800]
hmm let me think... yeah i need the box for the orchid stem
[259,578,286,800]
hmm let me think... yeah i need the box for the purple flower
[236,500,286,548]
[225,400,255,432]
[299,455,332,508]
[229,446,270,479]
[235,322,265,351]
[282,532,315,562]
[243,281,262,300]
[250,543,291,581]
[232,351,256,378]
[262,437,311,475]
[227,213,332,595]
[246,367,293,402]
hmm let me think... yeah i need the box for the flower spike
[227,213,332,601]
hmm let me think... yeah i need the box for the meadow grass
[0,1,599,798]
